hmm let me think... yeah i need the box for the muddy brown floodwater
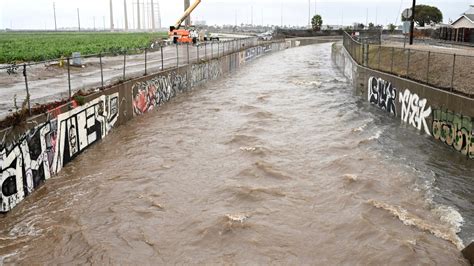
[0,43,472,264]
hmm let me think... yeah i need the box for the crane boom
[174,0,201,29]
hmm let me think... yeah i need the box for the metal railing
[0,37,281,118]
[343,32,474,98]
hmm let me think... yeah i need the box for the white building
[451,5,474,29]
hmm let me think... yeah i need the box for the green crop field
[0,31,167,64]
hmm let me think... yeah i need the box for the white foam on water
[368,130,382,141]
[368,199,465,250]
[352,123,367,132]
[240,146,257,152]
[342,174,358,182]
[433,205,464,233]
[225,213,249,224]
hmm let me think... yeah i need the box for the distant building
[321,25,343,30]
[194,20,207,26]
[438,5,474,42]
[451,5,474,29]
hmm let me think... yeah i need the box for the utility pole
[151,0,155,31]
[235,9,237,27]
[308,0,311,28]
[110,0,114,31]
[184,0,190,26]
[409,0,416,45]
[144,2,148,30]
[93,16,96,31]
[375,6,378,25]
[251,5,253,26]
[280,2,283,27]
[53,2,57,31]
[366,8,368,26]
[77,8,81,31]
[156,0,162,29]
[137,0,141,30]
[124,0,128,31]
[103,16,106,30]
[132,3,135,29]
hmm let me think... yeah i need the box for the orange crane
[169,0,201,44]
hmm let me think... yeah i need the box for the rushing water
[0,43,472,264]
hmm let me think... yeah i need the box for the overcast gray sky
[1,0,473,30]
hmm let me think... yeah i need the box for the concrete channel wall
[332,42,474,160]
[0,38,328,213]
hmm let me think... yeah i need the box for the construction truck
[169,0,201,44]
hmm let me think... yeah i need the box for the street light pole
[409,0,416,45]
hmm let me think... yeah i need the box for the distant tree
[401,5,443,27]
[388,23,396,33]
[368,22,375,30]
[311,15,323,31]
[356,23,365,30]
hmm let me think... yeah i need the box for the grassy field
[0,31,167,64]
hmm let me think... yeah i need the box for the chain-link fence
[343,32,474,98]
[0,37,273,119]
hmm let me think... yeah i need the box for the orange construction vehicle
[169,0,201,44]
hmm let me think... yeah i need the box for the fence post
[390,47,395,73]
[144,48,148,75]
[451,54,456,92]
[406,49,411,78]
[161,44,164,70]
[187,43,190,64]
[67,57,72,109]
[197,44,200,62]
[123,51,126,80]
[22,64,31,115]
[211,42,214,59]
[176,44,179,67]
[218,41,220,57]
[99,53,104,89]
[426,51,431,83]
[378,45,381,70]
[364,42,369,67]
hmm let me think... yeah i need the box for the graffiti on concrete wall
[263,44,272,53]
[368,77,397,116]
[0,121,56,211]
[399,89,432,135]
[245,48,258,62]
[0,93,118,212]
[132,72,189,116]
[191,60,220,87]
[432,109,474,158]
[343,53,353,82]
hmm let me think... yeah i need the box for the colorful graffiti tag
[132,72,189,116]
[432,109,474,158]
[0,93,118,212]
[368,77,397,116]
[132,60,221,116]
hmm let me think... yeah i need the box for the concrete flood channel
[0,40,473,264]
